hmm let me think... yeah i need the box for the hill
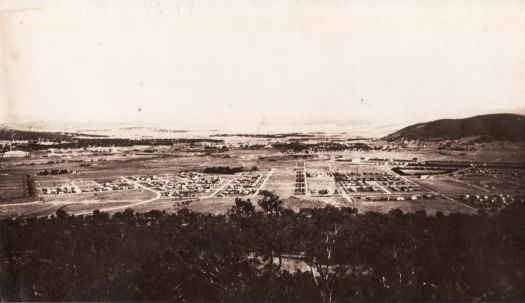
[384,114,525,141]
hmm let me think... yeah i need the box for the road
[252,168,275,196]
[370,181,392,194]
[207,179,234,198]
[326,157,353,203]
[74,177,161,215]
[0,201,41,207]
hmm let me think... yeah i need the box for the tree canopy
[0,195,524,302]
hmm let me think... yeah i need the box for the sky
[1,0,524,131]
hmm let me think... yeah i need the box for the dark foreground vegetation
[1,192,524,302]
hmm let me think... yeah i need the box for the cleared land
[0,174,34,203]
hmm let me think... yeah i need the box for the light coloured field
[187,197,237,215]
[400,169,449,175]
[264,167,296,198]
[0,203,62,219]
[346,198,475,215]
[412,177,480,194]
[282,197,335,212]
[458,174,525,193]
[73,179,102,190]
[40,189,157,203]
[345,144,525,163]
[36,179,74,188]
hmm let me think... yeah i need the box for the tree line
[0,191,524,301]
[37,169,75,176]
[273,142,373,152]
[10,138,224,152]
[203,166,258,174]
[0,128,106,142]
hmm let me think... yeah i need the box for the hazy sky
[1,0,524,130]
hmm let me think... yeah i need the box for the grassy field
[264,167,296,198]
[0,175,28,200]
[40,189,157,203]
[347,197,475,215]
[412,177,482,194]
[0,174,34,203]
[282,197,339,212]
[0,203,62,219]
[457,172,525,194]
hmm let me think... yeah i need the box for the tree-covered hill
[384,114,525,141]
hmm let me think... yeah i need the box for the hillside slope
[384,114,525,141]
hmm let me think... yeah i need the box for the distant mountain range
[384,114,525,141]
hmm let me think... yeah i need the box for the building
[3,150,29,158]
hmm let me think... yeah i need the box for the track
[73,177,162,215]
[252,168,275,196]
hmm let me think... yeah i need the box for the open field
[456,168,525,193]
[0,203,62,219]
[264,167,296,197]
[0,174,35,203]
[39,189,158,203]
[281,197,333,211]
[0,175,28,200]
[411,177,481,194]
[347,197,476,215]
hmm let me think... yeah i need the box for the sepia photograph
[1,0,524,301]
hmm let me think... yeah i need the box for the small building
[3,150,29,158]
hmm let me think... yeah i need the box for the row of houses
[42,187,77,195]
[359,194,434,202]
[218,174,264,197]
[133,173,222,196]
[461,194,525,208]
